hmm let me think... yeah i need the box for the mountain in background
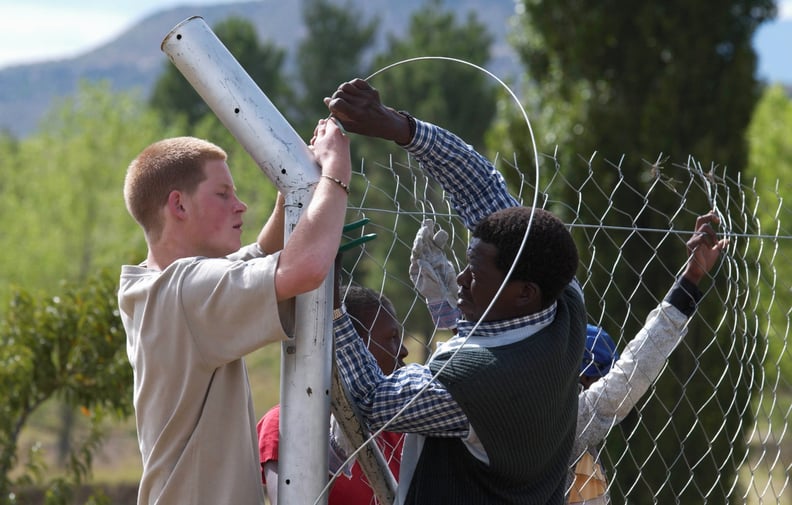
[1,0,788,139]
[0,0,520,138]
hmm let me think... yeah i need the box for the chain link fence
[331,146,790,505]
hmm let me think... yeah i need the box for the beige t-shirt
[119,244,293,505]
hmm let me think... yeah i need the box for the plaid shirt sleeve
[404,119,520,229]
[334,313,469,437]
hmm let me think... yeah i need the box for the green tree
[295,0,378,137]
[745,84,792,382]
[491,1,776,503]
[0,82,167,489]
[0,82,167,309]
[370,0,496,149]
[150,16,291,127]
[0,270,131,505]
[504,0,774,170]
[742,81,792,505]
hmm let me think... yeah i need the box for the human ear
[167,190,187,219]
[514,281,542,312]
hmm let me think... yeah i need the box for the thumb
[432,227,449,249]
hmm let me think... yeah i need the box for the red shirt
[257,404,404,504]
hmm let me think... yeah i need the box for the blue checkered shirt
[334,303,557,437]
[407,118,520,228]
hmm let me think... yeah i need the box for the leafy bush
[0,269,132,505]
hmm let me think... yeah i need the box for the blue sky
[1,0,790,84]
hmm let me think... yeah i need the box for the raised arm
[324,78,411,143]
[274,118,351,301]
[326,78,518,229]
[573,211,727,456]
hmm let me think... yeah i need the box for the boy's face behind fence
[359,306,407,374]
[457,238,527,323]
[181,159,247,257]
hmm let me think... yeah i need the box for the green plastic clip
[339,218,377,252]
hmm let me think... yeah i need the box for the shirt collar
[455,302,557,339]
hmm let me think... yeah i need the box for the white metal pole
[161,16,317,192]
[162,16,331,505]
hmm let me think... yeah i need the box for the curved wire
[367,55,541,333]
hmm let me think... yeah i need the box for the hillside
[0,0,520,138]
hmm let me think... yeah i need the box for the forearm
[577,279,701,448]
[257,193,285,254]
[403,120,519,229]
[275,180,347,300]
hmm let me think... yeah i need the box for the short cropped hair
[343,284,396,336]
[124,136,227,239]
[473,207,578,306]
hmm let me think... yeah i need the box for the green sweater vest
[407,285,586,504]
